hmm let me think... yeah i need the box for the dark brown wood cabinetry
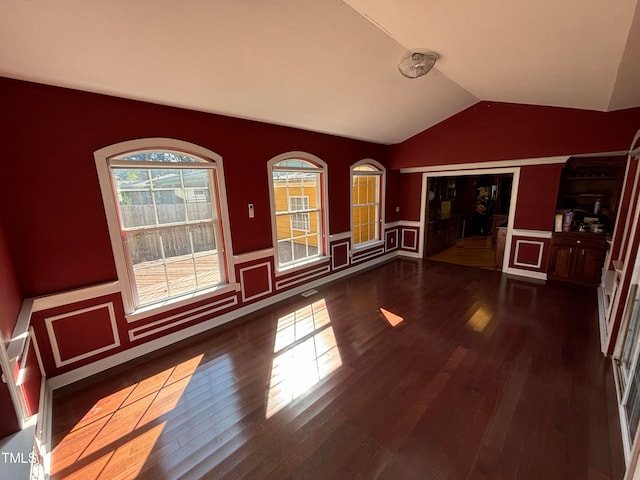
[547,232,607,286]
[425,217,460,255]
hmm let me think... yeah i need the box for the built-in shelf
[556,156,626,228]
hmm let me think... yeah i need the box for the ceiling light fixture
[398,51,438,79]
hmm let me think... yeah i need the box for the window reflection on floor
[266,299,342,419]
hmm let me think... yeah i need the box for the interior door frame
[418,167,520,272]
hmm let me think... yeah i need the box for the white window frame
[351,159,385,249]
[268,152,329,274]
[289,196,311,232]
[95,138,236,318]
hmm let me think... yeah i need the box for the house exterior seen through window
[270,157,326,270]
[352,163,383,247]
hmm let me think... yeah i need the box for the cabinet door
[574,247,605,286]
[426,223,445,255]
[548,245,573,279]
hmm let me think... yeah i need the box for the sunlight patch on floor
[467,305,493,332]
[266,299,342,419]
[51,354,203,479]
[380,308,404,327]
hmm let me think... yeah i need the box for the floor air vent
[300,289,318,297]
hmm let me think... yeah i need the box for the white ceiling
[0,0,639,145]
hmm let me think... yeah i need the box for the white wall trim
[275,264,331,290]
[397,250,422,259]
[233,248,275,265]
[419,166,521,268]
[239,262,273,302]
[513,239,545,269]
[511,229,553,239]
[31,282,120,312]
[46,251,399,390]
[505,267,548,281]
[0,327,28,427]
[351,245,385,264]
[126,283,238,323]
[329,231,351,241]
[385,220,421,228]
[128,295,238,341]
[401,155,569,173]
[34,379,53,480]
[45,302,120,368]
[7,299,35,362]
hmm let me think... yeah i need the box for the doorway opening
[423,173,513,271]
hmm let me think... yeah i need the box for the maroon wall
[390,101,640,169]
[0,221,21,344]
[0,77,389,297]
[513,164,564,231]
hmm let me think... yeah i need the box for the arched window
[351,160,385,247]
[95,139,233,314]
[268,153,328,271]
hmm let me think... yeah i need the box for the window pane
[352,171,380,246]
[272,161,323,269]
[275,159,316,169]
[110,148,225,310]
[120,151,200,163]
[182,169,209,187]
[155,191,187,224]
[129,224,220,306]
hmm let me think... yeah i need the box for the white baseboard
[598,286,609,355]
[505,267,548,281]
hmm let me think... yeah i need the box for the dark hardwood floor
[50,259,625,479]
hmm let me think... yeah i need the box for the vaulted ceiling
[1,0,639,145]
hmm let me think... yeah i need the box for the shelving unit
[556,156,626,222]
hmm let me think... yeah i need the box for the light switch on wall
[248,203,254,218]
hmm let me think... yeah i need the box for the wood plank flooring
[428,236,497,271]
[50,259,625,479]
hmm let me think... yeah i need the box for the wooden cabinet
[426,221,446,255]
[426,217,460,255]
[547,232,607,286]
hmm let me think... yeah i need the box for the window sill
[125,283,239,323]
[352,240,384,251]
[275,256,330,277]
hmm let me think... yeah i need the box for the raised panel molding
[239,262,273,302]
[275,264,331,290]
[45,303,120,368]
[331,241,350,270]
[513,239,545,269]
[128,295,238,341]
[401,228,419,251]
